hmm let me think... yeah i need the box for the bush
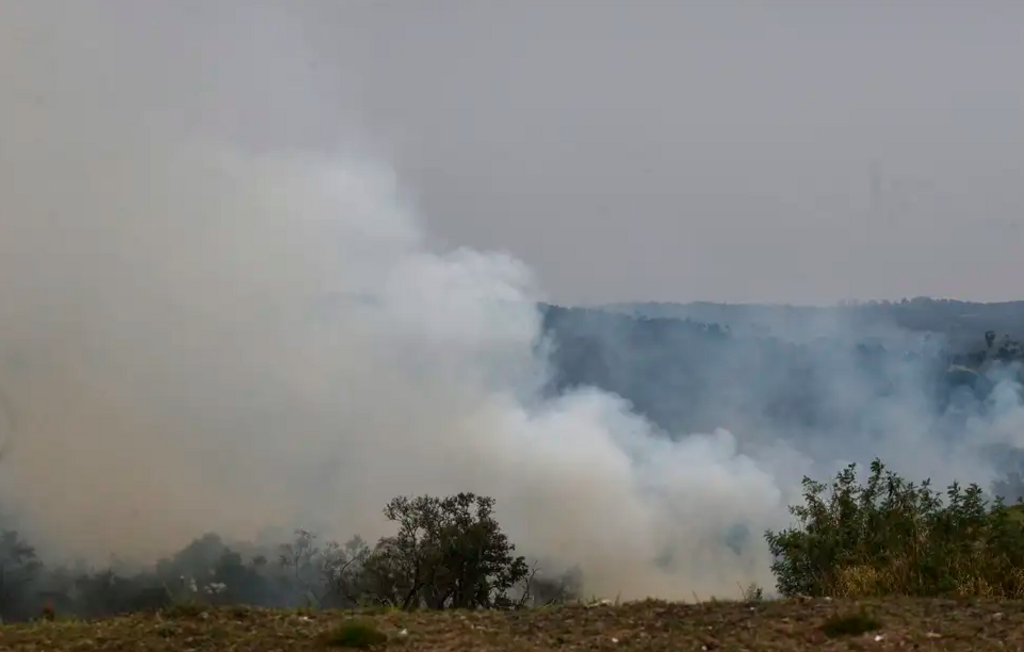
[321,621,389,649]
[765,458,1024,597]
[820,609,883,638]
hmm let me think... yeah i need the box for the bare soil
[2,597,1023,651]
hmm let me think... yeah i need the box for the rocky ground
[2,596,1023,651]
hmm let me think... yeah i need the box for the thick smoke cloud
[0,133,794,598]
[1,2,1023,603]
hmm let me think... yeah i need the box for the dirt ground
[2,597,1024,651]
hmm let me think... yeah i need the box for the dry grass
[3,597,1024,651]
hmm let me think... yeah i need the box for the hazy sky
[8,1,1024,305]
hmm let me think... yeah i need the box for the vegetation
[5,447,1024,651]
[0,491,552,623]
[321,621,389,649]
[6,458,1024,623]
[766,459,1024,598]
[602,297,1024,347]
[2,306,1024,649]
[2,597,1022,651]
[542,304,1024,440]
[363,494,529,610]
[819,608,883,638]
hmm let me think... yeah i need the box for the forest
[542,298,1024,438]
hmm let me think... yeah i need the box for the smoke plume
[1,2,1023,602]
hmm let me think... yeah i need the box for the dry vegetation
[7,461,1024,650]
[4,597,1024,651]
[7,457,1024,650]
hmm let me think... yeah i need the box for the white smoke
[0,131,795,597]
[2,2,1023,602]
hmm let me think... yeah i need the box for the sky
[7,1,1024,305]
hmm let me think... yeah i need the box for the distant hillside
[600,298,1024,348]
[539,301,1023,440]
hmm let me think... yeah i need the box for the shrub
[765,458,1024,597]
[321,621,389,649]
[820,609,883,638]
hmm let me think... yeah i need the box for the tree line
[542,305,1023,438]
[6,457,1024,622]
[0,493,582,622]
[2,312,1023,621]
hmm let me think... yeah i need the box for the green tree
[364,493,528,610]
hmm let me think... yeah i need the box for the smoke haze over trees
[3,0,1024,625]
[2,303,1023,620]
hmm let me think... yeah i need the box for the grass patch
[163,600,207,619]
[820,609,883,638]
[321,620,389,649]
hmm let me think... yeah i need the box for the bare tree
[277,529,322,606]
[318,536,372,607]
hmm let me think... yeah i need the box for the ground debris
[1,597,1023,651]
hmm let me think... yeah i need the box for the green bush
[765,458,1024,597]
[321,621,389,649]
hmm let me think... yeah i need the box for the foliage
[820,608,883,638]
[766,459,1024,598]
[545,303,1024,442]
[321,621,389,649]
[277,528,324,606]
[1,311,1023,620]
[525,565,584,606]
[0,490,534,622]
[739,582,764,602]
[71,569,171,617]
[362,492,529,610]
[319,536,374,608]
[0,530,42,621]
